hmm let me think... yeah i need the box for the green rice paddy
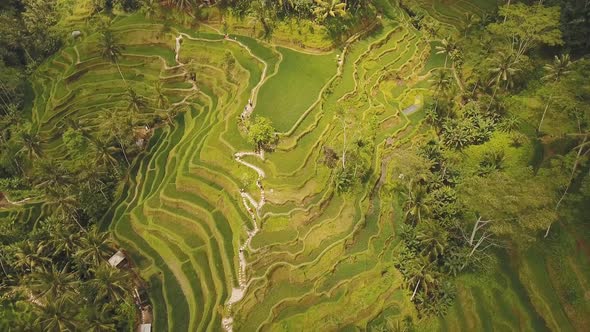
[7,0,588,331]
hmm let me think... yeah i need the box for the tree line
[391,0,590,317]
[0,1,167,330]
[317,0,590,317]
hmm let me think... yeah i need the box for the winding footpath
[173,31,270,332]
[172,25,367,330]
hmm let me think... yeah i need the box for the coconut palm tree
[416,221,449,260]
[75,227,114,267]
[545,129,589,237]
[401,181,430,225]
[489,51,520,90]
[44,188,84,231]
[13,241,51,273]
[99,30,125,82]
[34,295,82,332]
[89,264,131,302]
[313,0,346,21]
[18,130,43,160]
[462,12,480,37]
[24,265,78,300]
[99,109,132,166]
[429,69,452,116]
[126,88,148,120]
[430,70,452,98]
[33,159,72,193]
[493,52,520,87]
[40,216,79,258]
[92,138,121,172]
[405,256,436,301]
[99,30,122,63]
[165,0,195,12]
[141,0,159,18]
[538,54,572,133]
[435,37,456,68]
[153,80,168,109]
[487,51,520,111]
[63,118,90,138]
[82,305,116,332]
[543,54,572,82]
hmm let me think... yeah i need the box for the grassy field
[255,47,336,132]
[5,0,588,331]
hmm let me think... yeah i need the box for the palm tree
[430,70,452,98]
[99,109,132,166]
[126,88,148,120]
[313,0,346,21]
[401,181,430,225]
[75,227,115,267]
[89,264,131,302]
[487,51,520,111]
[405,256,436,301]
[165,0,195,12]
[449,49,465,91]
[44,189,84,231]
[462,12,480,37]
[34,295,81,332]
[153,80,168,109]
[13,241,51,273]
[24,265,78,300]
[489,51,520,90]
[141,0,159,18]
[18,130,43,160]
[429,69,452,115]
[435,37,456,68]
[92,138,121,171]
[40,216,79,258]
[62,117,90,138]
[33,159,72,193]
[82,305,116,332]
[416,221,449,260]
[538,54,572,133]
[250,0,277,40]
[99,30,125,82]
[545,129,589,237]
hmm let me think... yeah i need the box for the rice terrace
[1,0,590,331]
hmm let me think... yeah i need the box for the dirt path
[222,149,267,332]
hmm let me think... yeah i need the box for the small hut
[108,250,126,268]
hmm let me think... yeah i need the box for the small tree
[247,116,276,152]
[99,29,125,82]
[488,3,562,60]
[537,54,572,133]
[322,146,339,168]
[313,0,346,22]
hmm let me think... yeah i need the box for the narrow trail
[172,25,366,330]
[2,196,33,206]
[173,31,271,332]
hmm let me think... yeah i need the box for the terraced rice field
[104,4,434,329]
[414,0,497,31]
[13,0,589,331]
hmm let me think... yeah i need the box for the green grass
[255,47,335,132]
[20,1,590,331]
